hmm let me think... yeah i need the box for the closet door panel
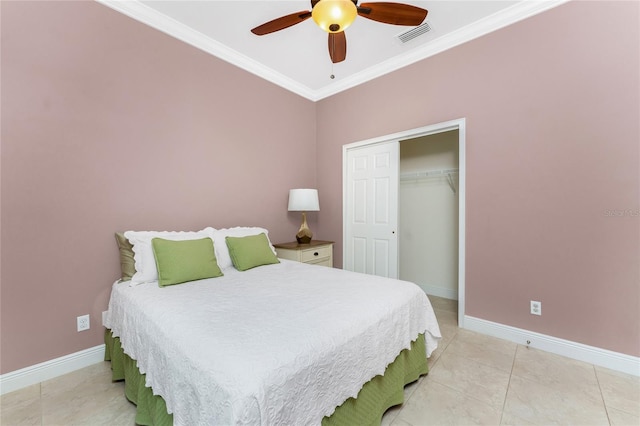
[344,141,399,278]
[373,238,390,277]
[373,177,390,224]
[353,179,367,223]
[351,237,367,274]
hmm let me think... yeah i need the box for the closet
[399,130,459,301]
[343,118,465,323]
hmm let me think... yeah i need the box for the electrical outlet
[530,300,542,316]
[77,314,90,332]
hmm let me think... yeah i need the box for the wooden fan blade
[358,2,427,26]
[251,11,312,35]
[328,31,347,63]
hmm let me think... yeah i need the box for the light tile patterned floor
[1,296,638,425]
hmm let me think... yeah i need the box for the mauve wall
[1,1,316,373]
[1,0,638,375]
[315,1,639,356]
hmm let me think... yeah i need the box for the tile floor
[1,296,638,425]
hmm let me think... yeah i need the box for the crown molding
[96,0,569,102]
[96,0,318,100]
[314,0,570,100]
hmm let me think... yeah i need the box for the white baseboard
[0,344,105,395]
[464,316,640,377]
[421,283,458,301]
[3,317,637,397]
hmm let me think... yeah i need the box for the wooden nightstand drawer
[300,246,331,263]
[273,240,334,268]
[312,257,333,267]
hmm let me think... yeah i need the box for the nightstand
[273,240,334,267]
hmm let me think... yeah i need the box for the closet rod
[399,168,459,194]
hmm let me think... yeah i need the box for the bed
[105,227,441,425]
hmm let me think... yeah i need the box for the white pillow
[124,229,213,286]
[210,227,277,270]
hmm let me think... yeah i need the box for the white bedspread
[105,260,441,426]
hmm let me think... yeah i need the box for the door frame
[343,118,466,327]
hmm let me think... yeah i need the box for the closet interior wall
[399,130,459,300]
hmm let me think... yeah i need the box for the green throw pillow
[225,233,280,271]
[152,237,223,287]
[115,232,135,282]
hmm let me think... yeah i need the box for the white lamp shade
[288,189,320,212]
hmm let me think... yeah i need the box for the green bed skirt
[104,329,428,426]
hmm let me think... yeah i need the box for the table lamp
[288,189,320,244]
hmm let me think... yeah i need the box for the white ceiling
[97,0,566,101]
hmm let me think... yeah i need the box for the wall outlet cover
[530,300,542,316]
[77,314,90,332]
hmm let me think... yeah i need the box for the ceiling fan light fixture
[312,0,357,33]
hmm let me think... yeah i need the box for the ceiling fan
[251,0,428,64]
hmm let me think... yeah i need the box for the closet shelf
[400,168,459,193]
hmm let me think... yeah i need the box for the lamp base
[295,212,313,244]
[296,234,312,244]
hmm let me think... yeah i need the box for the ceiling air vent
[397,21,432,43]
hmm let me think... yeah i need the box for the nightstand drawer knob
[314,252,319,256]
